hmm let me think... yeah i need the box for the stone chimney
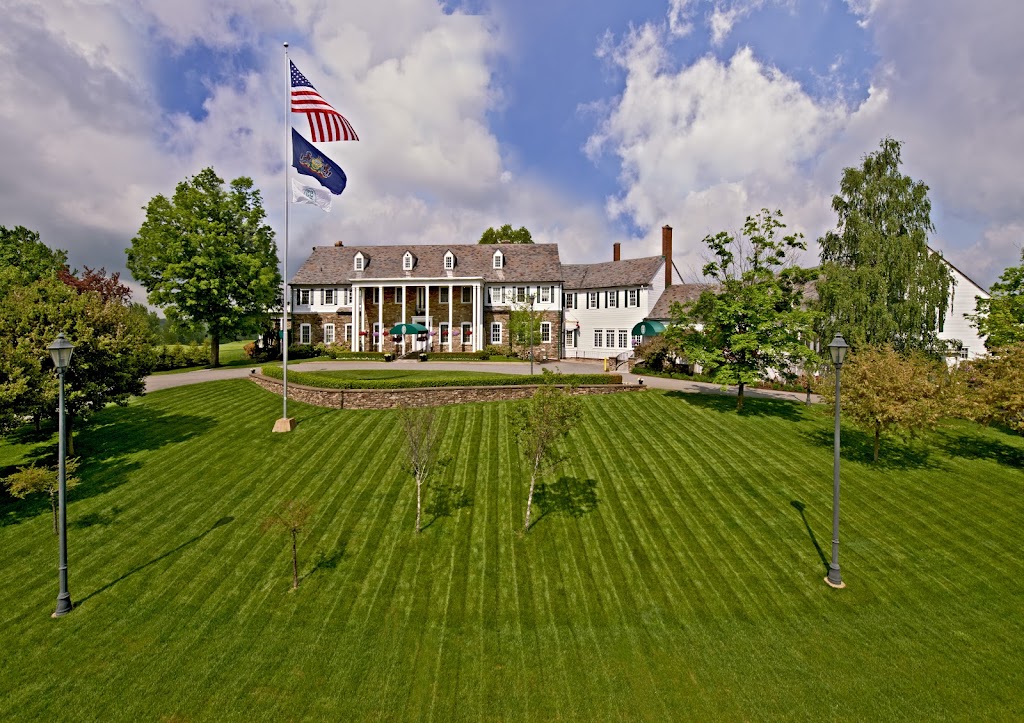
[661,225,673,287]
[613,242,621,262]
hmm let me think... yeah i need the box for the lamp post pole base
[824,574,846,589]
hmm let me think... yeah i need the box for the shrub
[259,366,621,390]
[287,344,318,360]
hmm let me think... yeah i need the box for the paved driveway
[145,359,818,404]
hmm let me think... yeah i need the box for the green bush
[259,366,621,390]
[286,344,318,360]
[152,343,211,371]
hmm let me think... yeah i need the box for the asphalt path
[145,359,819,404]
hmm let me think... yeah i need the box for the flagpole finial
[283,41,289,48]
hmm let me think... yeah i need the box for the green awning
[631,320,666,336]
[389,322,429,335]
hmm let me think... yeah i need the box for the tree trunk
[524,475,536,533]
[415,474,422,534]
[291,528,299,590]
[874,423,881,463]
[737,382,745,411]
[210,331,221,368]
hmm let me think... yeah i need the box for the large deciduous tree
[968,255,1024,349]
[818,345,947,462]
[665,209,816,411]
[0,273,155,453]
[816,138,953,353]
[127,167,281,367]
[0,225,67,295]
[478,224,533,244]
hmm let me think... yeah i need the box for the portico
[350,280,486,354]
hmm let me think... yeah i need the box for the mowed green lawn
[1,381,1022,721]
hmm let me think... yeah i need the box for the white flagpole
[281,42,291,425]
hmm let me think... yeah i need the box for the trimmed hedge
[260,365,621,390]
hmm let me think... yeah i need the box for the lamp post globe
[47,332,75,616]
[826,334,847,589]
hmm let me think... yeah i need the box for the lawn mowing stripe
[586,396,710,622]
[558,411,677,720]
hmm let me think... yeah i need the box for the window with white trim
[416,287,426,310]
[439,322,449,342]
[461,321,472,342]
[606,330,616,348]
[504,287,514,304]
[540,322,551,343]
[594,329,603,348]
[403,252,415,270]
[394,287,404,304]
[444,251,455,270]
[565,329,575,347]
[342,288,352,306]
[298,289,310,305]
[588,292,598,309]
[959,348,970,360]
[628,289,639,307]
[372,322,381,338]
[488,286,502,305]
[354,253,365,271]
[539,286,552,304]
[299,323,311,345]
[492,250,504,269]
[490,322,502,344]
[564,293,575,309]
[370,287,380,304]
[439,287,449,304]
[618,329,628,348]
[324,288,336,305]
[607,290,618,308]
[461,286,472,304]
[632,335,643,348]
[516,286,528,303]
[323,324,335,344]
[345,324,353,342]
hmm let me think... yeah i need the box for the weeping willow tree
[816,138,953,354]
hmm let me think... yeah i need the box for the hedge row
[259,366,622,390]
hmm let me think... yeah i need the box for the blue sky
[2,0,1022,292]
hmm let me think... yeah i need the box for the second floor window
[628,289,639,307]
[539,286,552,303]
[564,293,575,309]
[298,289,310,305]
[324,288,335,305]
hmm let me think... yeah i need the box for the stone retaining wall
[249,373,644,410]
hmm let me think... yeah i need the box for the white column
[448,284,454,351]
[377,285,383,352]
[425,283,431,351]
[472,283,479,352]
[401,284,407,356]
[350,286,358,351]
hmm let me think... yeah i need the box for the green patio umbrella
[631,320,666,337]
[389,322,429,335]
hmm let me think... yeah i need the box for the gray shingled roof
[648,283,714,319]
[562,256,664,290]
[291,243,563,284]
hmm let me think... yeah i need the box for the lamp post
[47,332,75,616]
[826,334,848,589]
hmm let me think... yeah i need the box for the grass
[152,340,255,375]
[0,382,1022,720]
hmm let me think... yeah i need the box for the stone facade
[250,373,643,410]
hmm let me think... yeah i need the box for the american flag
[290,60,359,142]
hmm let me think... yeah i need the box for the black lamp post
[47,332,75,617]
[826,334,848,589]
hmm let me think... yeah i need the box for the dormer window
[354,252,366,272]
[444,250,456,270]
[492,250,504,269]
[403,251,416,271]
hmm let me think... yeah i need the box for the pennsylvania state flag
[291,129,347,195]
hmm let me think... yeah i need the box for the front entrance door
[412,316,432,351]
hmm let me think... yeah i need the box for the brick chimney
[613,242,621,261]
[661,225,673,287]
[334,240,344,247]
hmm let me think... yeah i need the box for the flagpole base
[273,417,297,433]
